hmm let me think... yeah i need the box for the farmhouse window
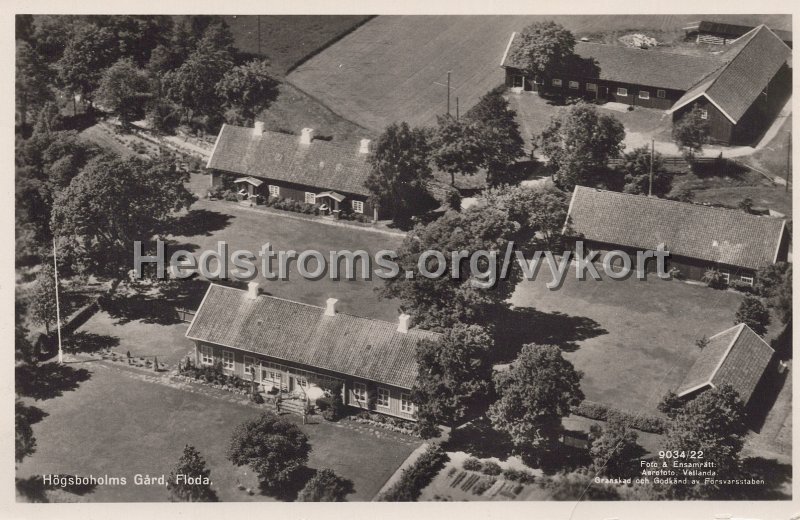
[243,356,255,377]
[268,185,280,197]
[353,382,367,403]
[617,87,628,97]
[222,350,234,371]
[552,78,562,87]
[261,362,283,384]
[720,271,730,284]
[568,81,579,90]
[700,109,709,120]
[305,192,316,204]
[199,345,214,365]
[639,90,650,100]
[586,83,597,92]
[740,275,754,286]
[376,387,390,408]
[657,89,666,99]
[352,200,364,214]
[400,393,414,414]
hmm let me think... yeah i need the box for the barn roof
[207,124,373,197]
[677,323,774,405]
[564,187,787,271]
[501,32,722,91]
[670,25,792,123]
[186,284,440,390]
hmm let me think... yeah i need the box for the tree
[619,145,673,197]
[227,412,311,494]
[50,154,195,279]
[216,60,280,124]
[96,59,151,124]
[734,295,771,336]
[755,262,792,324]
[27,265,58,335]
[380,205,522,329]
[412,324,494,437]
[463,88,526,185]
[166,444,217,502]
[430,115,483,186]
[507,21,576,85]
[15,399,37,464]
[589,412,640,478]
[479,184,571,251]
[365,122,436,227]
[538,102,625,191]
[162,21,234,124]
[665,385,746,484]
[56,22,118,109]
[488,344,584,466]
[16,41,53,128]
[297,468,354,502]
[672,106,710,159]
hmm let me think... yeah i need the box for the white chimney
[253,121,265,136]
[359,138,371,154]
[246,281,260,300]
[300,127,315,145]
[397,313,412,334]
[325,297,338,317]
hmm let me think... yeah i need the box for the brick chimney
[397,313,412,333]
[300,127,315,145]
[253,121,265,136]
[325,297,338,317]
[246,281,260,300]
[359,138,371,154]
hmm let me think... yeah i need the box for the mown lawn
[17,363,417,502]
[510,272,747,413]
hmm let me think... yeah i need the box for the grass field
[287,15,791,132]
[16,364,417,501]
[510,273,748,413]
[225,15,373,75]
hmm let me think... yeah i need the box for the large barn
[186,283,439,420]
[207,123,379,220]
[677,323,775,407]
[563,186,790,284]
[501,24,791,145]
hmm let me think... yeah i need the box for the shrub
[251,392,265,404]
[316,397,332,412]
[728,279,755,293]
[502,468,535,484]
[379,444,449,501]
[702,269,728,289]
[572,401,665,434]
[463,457,482,471]
[481,461,502,476]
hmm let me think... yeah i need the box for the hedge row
[572,400,666,434]
[379,444,449,501]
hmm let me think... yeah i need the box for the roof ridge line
[706,323,746,387]
[576,41,723,61]
[575,186,784,222]
[209,283,441,337]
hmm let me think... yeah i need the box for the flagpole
[52,238,63,364]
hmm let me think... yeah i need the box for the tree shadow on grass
[16,362,91,401]
[101,293,182,326]
[444,418,515,461]
[168,208,233,237]
[15,475,98,503]
[63,332,120,353]
[493,307,607,362]
[260,465,316,501]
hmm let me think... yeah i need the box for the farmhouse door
[599,86,608,100]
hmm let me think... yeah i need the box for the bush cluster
[265,196,320,215]
[179,358,258,396]
[379,444,449,501]
[571,400,665,434]
[728,279,755,294]
[347,411,418,436]
[502,468,536,484]
[462,457,482,471]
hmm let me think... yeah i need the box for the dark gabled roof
[501,32,722,91]
[677,323,774,404]
[565,187,787,271]
[697,20,792,43]
[670,25,792,123]
[207,125,373,197]
[186,284,440,390]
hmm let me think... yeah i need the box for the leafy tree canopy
[734,295,771,337]
[216,60,280,124]
[167,444,218,502]
[672,105,710,159]
[297,468,354,502]
[508,21,576,79]
[619,145,673,197]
